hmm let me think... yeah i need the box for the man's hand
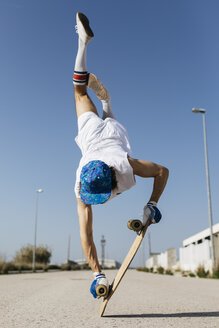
[90,273,109,299]
[143,201,162,225]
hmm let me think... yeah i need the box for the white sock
[102,99,115,120]
[73,38,88,85]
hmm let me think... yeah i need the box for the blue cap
[80,160,112,205]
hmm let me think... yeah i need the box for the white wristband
[93,272,101,278]
[148,201,157,207]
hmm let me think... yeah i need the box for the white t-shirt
[75,112,136,200]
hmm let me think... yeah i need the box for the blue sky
[1,0,219,267]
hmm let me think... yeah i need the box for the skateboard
[99,219,151,317]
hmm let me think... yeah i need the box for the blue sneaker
[90,273,109,299]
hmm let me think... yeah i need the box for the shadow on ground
[104,312,219,318]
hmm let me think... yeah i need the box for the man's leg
[74,85,98,118]
[73,14,108,294]
[73,13,98,118]
[87,73,115,120]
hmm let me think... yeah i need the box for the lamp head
[192,108,206,114]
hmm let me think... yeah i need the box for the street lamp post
[101,235,106,270]
[192,108,215,269]
[32,189,43,271]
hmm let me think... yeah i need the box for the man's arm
[128,157,169,203]
[77,198,101,273]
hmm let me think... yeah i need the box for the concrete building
[146,248,177,270]
[179,222,219,272]
[74,258,120,269]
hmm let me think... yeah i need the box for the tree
[14,244,52,264]
[0,252,6,263]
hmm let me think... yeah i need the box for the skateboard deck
[99,219,151,317]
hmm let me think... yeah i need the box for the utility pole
[148,232,151,258]
[67,234,71,263]
[101,235,106,269]
[32,189,43,271]
[142,238,146,267]
[192,108,216,269]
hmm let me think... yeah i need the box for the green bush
[0,262,32,274]
[136,267,149,272]
[174,267,181,272]
[82,263,91,270]
[61,263,85,271]
[196,266,209,278]
[2,263,10,274]
[136,267,141,271]
[47,264,61,270]
[61,263,75,271]
[165,269,173,275]
[14,244,51,265]
[150,267,154,272]
[189,273,196,278]
[15,263,32,271]
[157,266,164,274]
[1,262,17,274]
[62,263,72,271]
[211,265,219,279]
[70,265,81,271]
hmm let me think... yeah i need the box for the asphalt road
[1,270,219,328]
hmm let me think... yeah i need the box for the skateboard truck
[102,283,113,300]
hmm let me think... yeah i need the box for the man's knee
[75,93,91,107]
[74,84,87,97]
[74,85,98,116]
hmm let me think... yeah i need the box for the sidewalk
[1,270,219,328]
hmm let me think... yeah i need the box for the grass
[196,266,209,278]
[0,261,93,274]
[0,261,120,274]
[157,266,164,274]
[136,267,172,275]
[136,267,150,272]
[212,265,219,279]
[165,269,173,275]
[136,266,219,280]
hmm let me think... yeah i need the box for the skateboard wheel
[96,284,107,297]
[127,220,133,230]
[127,219,143,232]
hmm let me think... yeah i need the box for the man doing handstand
[73,12,169,299]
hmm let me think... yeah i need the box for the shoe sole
[87,73,108,100]
[77,12,94,38]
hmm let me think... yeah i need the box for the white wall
[146,248,177,270]
[179,239,212,272]
[74,258,120,268]
[145,223,219,273]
